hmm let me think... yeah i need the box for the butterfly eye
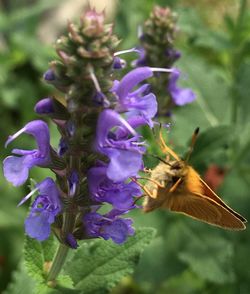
[171,161,182,170]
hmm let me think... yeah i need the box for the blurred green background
[1,0,250,293]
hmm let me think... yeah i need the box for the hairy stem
[47,211,75,281]
[47,243,69,281]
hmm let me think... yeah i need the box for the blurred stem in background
[231,0,247,124]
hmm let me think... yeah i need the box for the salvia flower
[84,210,134,244]
[168,69,196,106]
[113,67,157,127]
[96,109,145,182]
[21,178,61,241]
[3,120,51,186]
[87,164,142,210]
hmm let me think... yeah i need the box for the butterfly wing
[164,192,246,230]
[199,178,247,223]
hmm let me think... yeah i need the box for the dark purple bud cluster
[134,6,195,113]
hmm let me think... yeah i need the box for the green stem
[47,211,75,281]
[47,244,69,281]
[231,0,247,124]
[231,87,238,124]
[236,0,247,32]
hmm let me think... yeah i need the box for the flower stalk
[47,244,69,281]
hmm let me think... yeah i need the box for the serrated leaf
[42,235,58,262]
[24,236,45,283]
[4,263,35,294]
[65,228,156,293]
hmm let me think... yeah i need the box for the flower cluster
[3,6,196,248]
[84,66,159,244]
[135,6,196,113]
[2,9,164,247]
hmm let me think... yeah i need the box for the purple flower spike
[88,164,141,210]
[3,120,51,186]
[168,69,196,106]
[84,211,134,244]
[96,109,145,182]
[23,178,61,241]
[34,98,55,114]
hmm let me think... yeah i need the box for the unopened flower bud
[35,98,54,114]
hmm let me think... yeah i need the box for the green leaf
[42,235,58,263]
[65,228,156,293]
[178,54,231,126]
[235,61,250,124]
[190,125,235,167]
[158,270,205,294]
[178,234,235,284]
[4,263,35,294]
[23,235,74,293]
[24,236,45,283]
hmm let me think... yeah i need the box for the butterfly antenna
[185,127,199,162]
[146,153,173,167]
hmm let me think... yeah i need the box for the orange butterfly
[137,128,246,230]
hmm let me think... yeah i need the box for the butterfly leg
[130,177,158,199]
[136,176,165,188]
[132,195,145,205]
[159,129,180,160]
[169,178,182,193]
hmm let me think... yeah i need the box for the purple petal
[3,155,35,186]
[24,120,50,155]
[168,69,196,106]
[87,165,141,210]
[11,149,37,155]
[101,218,134,244]
[107,149,143,182]
[5,120,50,157]
[115,67,153,100]
[96,110,137,148]
[3,152,50,187]
[83,212,135,244]
[25,212,51,241]
[36,178,61,209]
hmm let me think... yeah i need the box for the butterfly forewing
[165,192,246,230]
[199,178,247,223]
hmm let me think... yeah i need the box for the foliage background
[0,0,250,293]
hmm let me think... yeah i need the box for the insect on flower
[135,128,247,230]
